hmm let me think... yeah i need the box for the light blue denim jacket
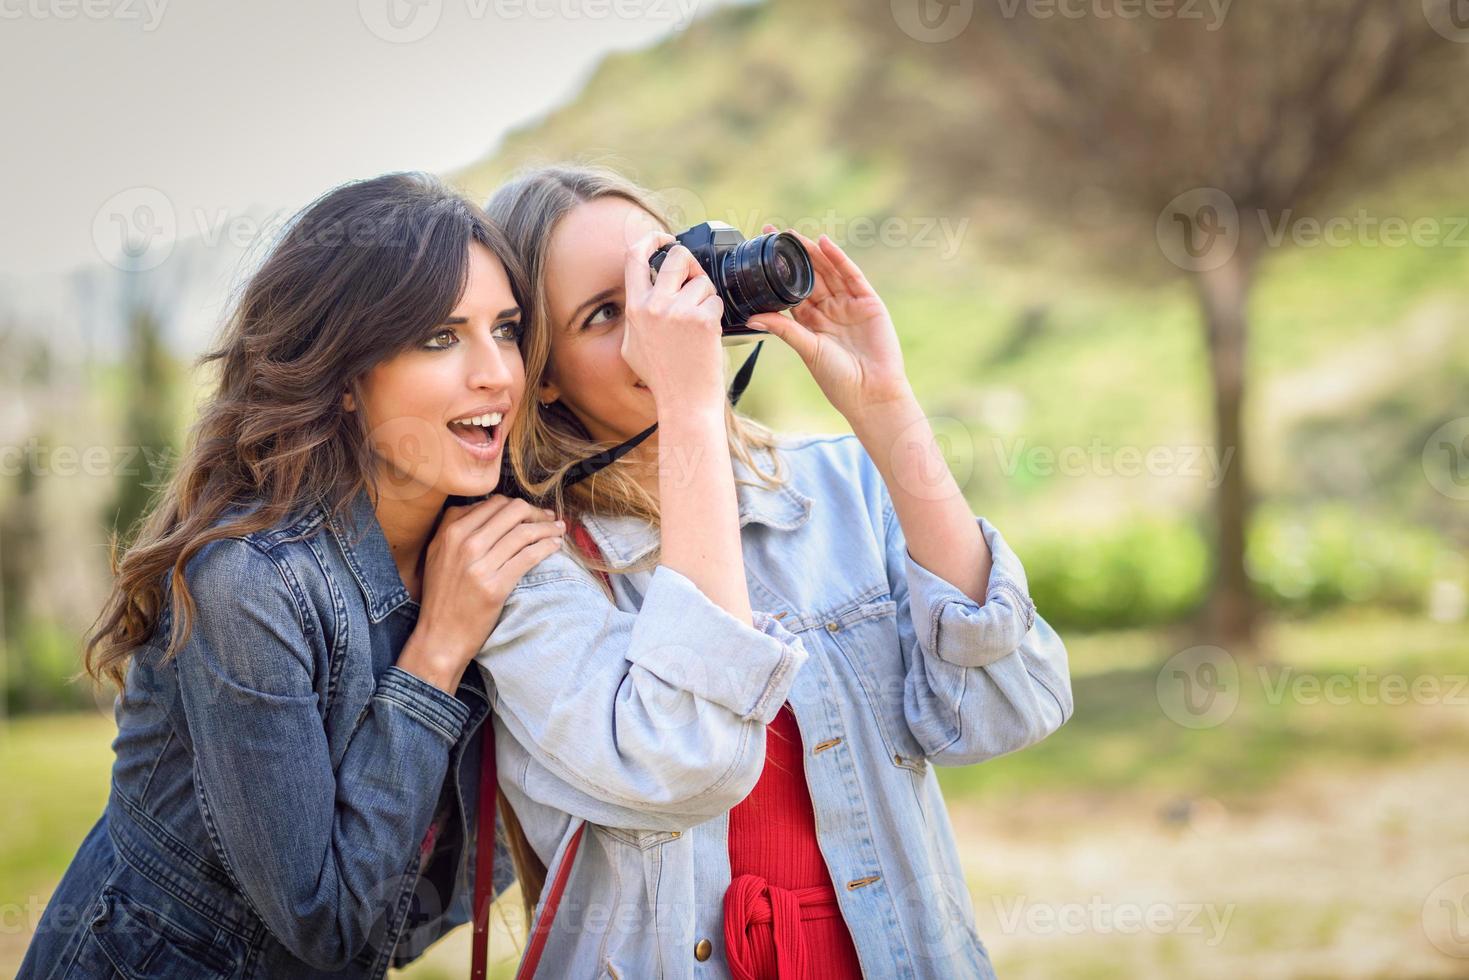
[476,433,1073,979]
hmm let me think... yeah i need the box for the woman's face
[350,241,526,505]
[539,196,662,444]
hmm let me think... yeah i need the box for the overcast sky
[0,0,718,280]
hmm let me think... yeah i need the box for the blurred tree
[1,336,52,715]
[849,0,1469,648]
[106,291,177,544]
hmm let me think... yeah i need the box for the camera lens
[765,234,812,305]
[720,232,814,321]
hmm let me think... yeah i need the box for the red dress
[723,703,865,980]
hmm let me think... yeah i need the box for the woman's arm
[476,550,807,831]
[621,234,752,623]
[746,229,991,603]
[876,479,1073,763]
[848,392,992,603]
[170,538,468,971]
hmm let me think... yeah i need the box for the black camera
[649,221,814,340]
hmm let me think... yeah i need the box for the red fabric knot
[723,874,843,980]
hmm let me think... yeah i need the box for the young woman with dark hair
[20,172,561,979]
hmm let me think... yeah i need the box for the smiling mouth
[447,411,506,459]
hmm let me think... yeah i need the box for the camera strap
[560,341,763,488]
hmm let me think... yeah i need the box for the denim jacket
[477,433,1073,979]
[21,490,513,979]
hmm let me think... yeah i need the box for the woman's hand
[747,228,912,424]
[398,496,564,693]
[620,232,727,420]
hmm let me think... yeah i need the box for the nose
[466,334,519,393]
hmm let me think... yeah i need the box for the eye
[584,302,620,330]
[424,328,458,350]
[493,319,524,343]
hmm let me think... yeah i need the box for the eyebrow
[565,287,618,333]
[440,307,521,325]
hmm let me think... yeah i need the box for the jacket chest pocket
[818,599,929,776]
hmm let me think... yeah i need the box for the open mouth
[448,410,506,460]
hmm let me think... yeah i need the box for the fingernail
[555,520,565,528]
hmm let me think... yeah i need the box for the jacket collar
[326,487,414,624]
[579,444,812,571]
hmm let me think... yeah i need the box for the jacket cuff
[905,516,1038,669]
[625,565,808,724]
[376,665,472,743]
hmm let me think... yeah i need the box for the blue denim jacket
[477,433,1073,979]
[21,491,513,979]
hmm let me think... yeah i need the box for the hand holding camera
[621,231,727,416]
[746,226,914,426]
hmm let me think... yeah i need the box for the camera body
[649,221,813,340]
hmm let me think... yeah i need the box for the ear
[342,389,356,412]
[538,376,560,406]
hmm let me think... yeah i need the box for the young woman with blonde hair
[477,165,1072,979]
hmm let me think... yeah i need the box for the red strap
[470,519,601,980]
[470,718,497,980]
[516,821,587,979]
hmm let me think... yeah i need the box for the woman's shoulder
[180,496,339,596]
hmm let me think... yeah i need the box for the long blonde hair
[485,164,786,576]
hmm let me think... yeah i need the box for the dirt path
[951,754,1469,979]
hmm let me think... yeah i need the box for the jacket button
[694,938,713,961]
[825,621,839,633]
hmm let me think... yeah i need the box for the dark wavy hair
[84,172,523,689]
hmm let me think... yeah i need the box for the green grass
[933,609,1469,803]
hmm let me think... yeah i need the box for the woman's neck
[371,488,446,602]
